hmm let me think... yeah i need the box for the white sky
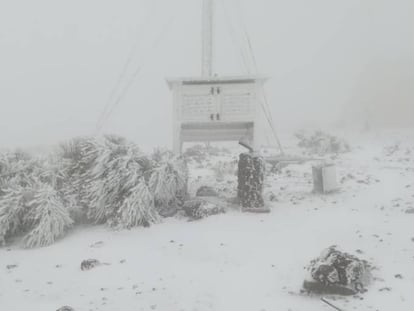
[1,0,413,149]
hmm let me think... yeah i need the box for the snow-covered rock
[304,246,372,295]
[182,199,225,220]
[196,186,219,197]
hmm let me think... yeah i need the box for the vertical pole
[202,0,213,77]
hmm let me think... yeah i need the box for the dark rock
[303,280,357,296]
[80,259,101,271]
[158,206,178,218]
[303,246,372,295]
[6,264,18,270]
[405,208,414,214]
[196,186,219,197]
[56,306,74,311]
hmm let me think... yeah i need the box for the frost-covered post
[237,152,268,212]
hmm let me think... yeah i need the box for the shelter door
[218,84,254,122]
[181,85,218,122]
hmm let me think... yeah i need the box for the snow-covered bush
[116,177,159,229]
[0,135,190,247]
[58,136,103,216]
[212,160,237,181]
[0,149,77,247]
[295,130,350,155]
[81,136,156,227]
[183,144,229,162]
[0,150,41,192]
[149,157,188,210]
[0,186,29,245]
[23,184,73,248]
[0,181,73,248]
[151,148,174,164]
[82,137,189,227]
[59,136,188,228]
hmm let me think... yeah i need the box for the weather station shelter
[167,75,267,153]
[167,0,270,154]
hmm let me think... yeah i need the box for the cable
[233,0,285,154]
[233,0,258,73]
[96,16,175,134]
[95,3,159,134]
[259,88,285,154]
[219,0,251,74]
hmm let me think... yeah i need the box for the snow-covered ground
[1,129,414,311]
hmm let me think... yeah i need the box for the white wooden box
[167,76,267,153]
[312,164,339,193]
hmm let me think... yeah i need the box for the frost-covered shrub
[0,151,49,246]
[0,151,42,192]
[82,137,189,227]
[70,135,157,228]
[116,178,159,229]
[58,137,104,215]
[149,157,188,210]
[23,184,73,248]
[295,130,350,155]
[59,136,187,228]
[0,150,75,247]
[0,182,73,248]
[64,139,189,226]
[183,144,229,162]
[151,148,174,164]
[0,186,29,245]
[212,160,237,181]
[0,135,190,247]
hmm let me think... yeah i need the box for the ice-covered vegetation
[0,136,188,248]
[295,130,350,155]
[182,144,230,163]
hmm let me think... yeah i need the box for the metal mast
[202,0,214,77]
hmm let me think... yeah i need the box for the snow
[1,129,414,311]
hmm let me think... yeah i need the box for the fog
[1,0,413,150]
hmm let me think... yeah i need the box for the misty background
[1,0,413,150]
